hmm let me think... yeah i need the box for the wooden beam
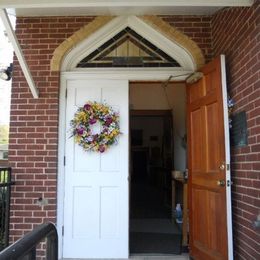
[0,0,254,8]
[0,1,254,16]
[0,8,39,98]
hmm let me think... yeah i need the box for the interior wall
[130,82,186,171]
[131,117,164,149]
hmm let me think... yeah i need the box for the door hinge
[62,226,64,236]
[226,163,230,171]
[65,89,67,98]
[227,180,233,187]
[64,156,66,166]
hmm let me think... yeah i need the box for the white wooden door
[63,79,129,259]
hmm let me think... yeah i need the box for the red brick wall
[9,9,259,259]
[212,2,260,260]
[160,15,212,62]
[9,16,95,243]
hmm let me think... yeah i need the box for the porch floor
[61,254,189,260]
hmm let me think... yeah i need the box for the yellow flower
[75,136,81,143]
[76,111,88,123]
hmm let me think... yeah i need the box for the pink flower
[99,145,106,153]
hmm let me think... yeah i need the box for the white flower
[86,136,93,142]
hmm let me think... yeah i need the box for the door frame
[57,65,232,259]
[220,55,233,260]
[57,69,182,258]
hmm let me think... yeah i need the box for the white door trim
[57,65,234,259]
[57,69,183,258]
[220,54,233,260]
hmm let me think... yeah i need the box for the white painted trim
[61,16,196,72]
[0,8,39,98]
[220,54,233,260]
[57,63,235,258]
[57,69,187,258]
[57,75,67,258]
[0,0,254,8]
[61,69,193,81]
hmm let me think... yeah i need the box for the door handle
[217,180,225,187]
[219,163,225,170]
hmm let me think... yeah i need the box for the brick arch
[50,16,114,71]
[140,16,205,69]
[51,15,205,72]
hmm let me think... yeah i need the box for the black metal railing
[0,167,14,251]
[0,222,58,260]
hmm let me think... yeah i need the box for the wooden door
[63,79,129,258]
[187,55,233,260]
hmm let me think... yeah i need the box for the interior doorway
[129,81,187,255]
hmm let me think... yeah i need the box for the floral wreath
[70,101,121,153]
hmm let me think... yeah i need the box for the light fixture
[186,72,203,84]
[0,63,13,81]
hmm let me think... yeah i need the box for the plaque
[230,111,248,147]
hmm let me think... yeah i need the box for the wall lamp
[0,63,13,81]
[186,72,204,84]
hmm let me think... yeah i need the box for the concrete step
[61,254,190,260]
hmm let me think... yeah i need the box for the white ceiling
[0,0,254,16]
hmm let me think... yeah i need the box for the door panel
[72,186,96,238]
[190,108,203,172]
[206,102,220,171]
[63,79,129,259]
[187,56,232,260]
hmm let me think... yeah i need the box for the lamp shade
[0,64,12,81]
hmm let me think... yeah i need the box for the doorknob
[217,180,226,187]
[219,163,225,170]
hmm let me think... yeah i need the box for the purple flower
[77,128,84,135]
[89,118,97,124]
[99,145,106,153]
[105,117,113,126]
[228,98,234,108]
[84,104,92,110]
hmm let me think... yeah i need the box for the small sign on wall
[230,111,248,147]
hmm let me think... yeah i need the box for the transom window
[76,27,181,68]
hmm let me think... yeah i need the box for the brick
[14,224,32,230]
[212,3,260,259]
[33,211,47,217]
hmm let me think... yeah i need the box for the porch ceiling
[0,0,254,16]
